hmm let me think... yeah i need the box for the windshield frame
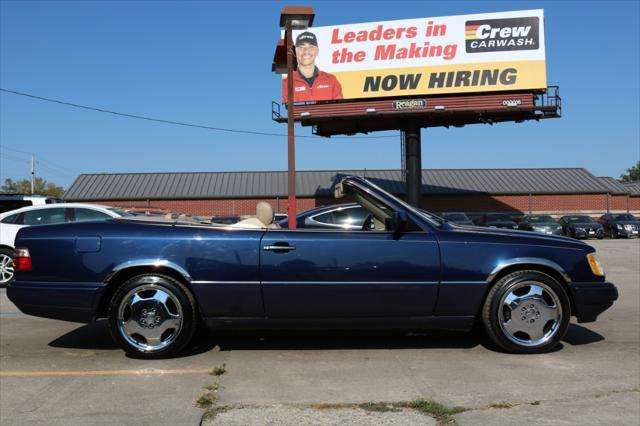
[342,177,444,228]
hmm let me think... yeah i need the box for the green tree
[620,161,640,182]
[1,177,65,197]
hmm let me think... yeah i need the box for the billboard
[281,9,546,103]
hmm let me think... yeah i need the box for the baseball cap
[295,31,318,47]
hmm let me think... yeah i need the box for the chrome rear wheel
[117,282,184,353]
[108,274,197,358]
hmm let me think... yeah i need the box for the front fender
[487,257,571,283]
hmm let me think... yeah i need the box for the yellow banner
[332,60,546,98]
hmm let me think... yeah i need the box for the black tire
[108,274,197,359]
[482,270,571,354]
[0,247,15,287]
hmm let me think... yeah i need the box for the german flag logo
[465,24,480,40]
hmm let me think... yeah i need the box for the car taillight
[13,247,32,271]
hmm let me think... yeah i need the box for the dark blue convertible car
[8,177,618,358]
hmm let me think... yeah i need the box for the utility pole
[31,154,35,194]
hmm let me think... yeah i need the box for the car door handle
[263,244,296,252]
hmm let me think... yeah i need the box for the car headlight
[587,253,605,277]
[575,227,585,232]
[616,224,623,230]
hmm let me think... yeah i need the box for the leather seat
[231,202,279,229]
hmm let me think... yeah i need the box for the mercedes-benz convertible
[7,176,618,358]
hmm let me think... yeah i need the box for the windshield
[443,213,469,221]
[613,214,635,221]
[346,178,444,226]
[567,216,593,223]
[487,213,512,222]
[528,215,554,223]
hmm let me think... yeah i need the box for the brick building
[63,168,640,218]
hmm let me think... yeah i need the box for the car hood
[568,222,602,228]
[613,220,640,226]
[485,220,518,227]
[527,222,561,227]
[445,223,587,249]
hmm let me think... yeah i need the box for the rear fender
[104,259,192,283]
[96,259,193,319]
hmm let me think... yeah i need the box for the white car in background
[0,194,63,214]
[0,203,130,285]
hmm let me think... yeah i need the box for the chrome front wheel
[483,270,570,354]
[108,274,197,358]
[498,282,562,347]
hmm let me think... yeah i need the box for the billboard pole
[274,6,314,229]
[403,127,422,208]
[286,23,297,229]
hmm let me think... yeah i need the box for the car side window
[74,208,111,222]
[22,208,69,226]
[0,213,21,224]
[332,207,369,226]
[313,212,334,224]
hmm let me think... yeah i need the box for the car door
[260,228,440,318]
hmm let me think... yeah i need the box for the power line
[0,88,399,140]
[36,163,76,178]
[36,158,77,175]
[1,146,78,175]
[0,153,30,164]
[0,145,32,156]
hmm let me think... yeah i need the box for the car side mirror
[385,211,408,238]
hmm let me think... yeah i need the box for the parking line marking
[0,368,213,378]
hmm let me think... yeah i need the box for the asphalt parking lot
[1,239,638,426]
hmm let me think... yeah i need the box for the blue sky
[1,0,638,189]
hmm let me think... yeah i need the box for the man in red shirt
[282,31,344,103]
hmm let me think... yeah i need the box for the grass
[195,364,230,423]
[395,399,467,423]
[358,402,401,413]
[308,399,467,423]
[201,405,230,422]
[209,363,227,376]
[195,391,218,409]
[204,382,221,392]
[487,401,515,409]
[308,403,354,410]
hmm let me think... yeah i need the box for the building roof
[621,181,640,196]
[64,168,617,201]
[597,177,632,195]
